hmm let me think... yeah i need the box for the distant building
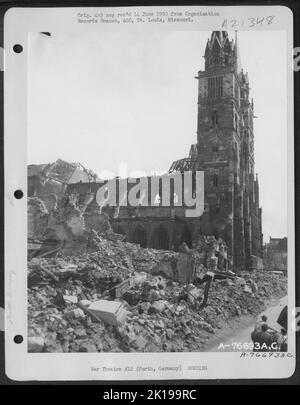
[28,158,98,197]
[264,237,287,272]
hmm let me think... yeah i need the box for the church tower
[194,31,263,269]
[169,30,263,269]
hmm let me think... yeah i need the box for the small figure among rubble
[251,309,289,352]
[277,328,288,352]
[217,238,229,271]
[254,315,268,333]
[194,235,230,273]
[251,323,275,352]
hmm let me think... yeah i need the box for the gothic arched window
[212,143,219,153]
[212,111,218,126]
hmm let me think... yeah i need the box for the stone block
[249,281,258,293]
[132,335,148,351]
[79,342,98,352]
[63,295,78,304]
[166,329,174,339]
[235,277,246,287]
[28,336,45,352]
[139,301,151,314]
[187,286,202,299]
[133,272,147,285]
[79,299,92,307]
[65,308,85,319]
[88,300,127,326]
[150,300,166,313]
[243,284,252,294]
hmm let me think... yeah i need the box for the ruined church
[67,31,263,270]
[169,30,263,269]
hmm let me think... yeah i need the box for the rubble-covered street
[28,233,287,353]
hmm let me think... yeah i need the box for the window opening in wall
[207,76,223,98]
[212,144,219,153]
[212,110,218,126]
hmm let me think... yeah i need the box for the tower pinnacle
[204,30,241,72]
[234,30,242,73]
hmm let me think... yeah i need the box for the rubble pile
[28,235,287,353]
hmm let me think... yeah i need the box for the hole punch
[13,44,23,54]
[14,189,23,199]
[14,335,23,344]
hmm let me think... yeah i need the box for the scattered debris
[26,186,287,353]
[28,233,287,353]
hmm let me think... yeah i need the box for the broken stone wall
[28,197,49,239]
[28,175,66,198]
[28,193,115,251]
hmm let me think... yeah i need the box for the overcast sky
[28,30,288,242]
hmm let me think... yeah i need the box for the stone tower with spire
[170,31,263,270]
[67,30,263,269]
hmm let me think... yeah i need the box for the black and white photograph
[26,27,289,354]
[3,5,295,381]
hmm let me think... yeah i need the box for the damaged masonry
[28,193,286,353]
[27,162,286,353]
[27,31,287,353]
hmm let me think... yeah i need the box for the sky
[28,30,288,242]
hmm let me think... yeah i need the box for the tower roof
[205,31,233,54]
[204,30,242,73]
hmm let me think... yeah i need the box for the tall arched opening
[151,225,169,250]
[180,227,193,249]
[113,224,126,237]
[131,226,147,248]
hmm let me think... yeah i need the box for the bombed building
[28,158,98,198]
[65,31,263,270]
[25,29,289,357]
[29,31,263,271]
[170,30,264,269]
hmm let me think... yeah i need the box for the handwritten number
[256,17,264,26]
[266,15,275,24]
[248,18,256,28]
[231,19,238,28]
[221,19,227,28]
